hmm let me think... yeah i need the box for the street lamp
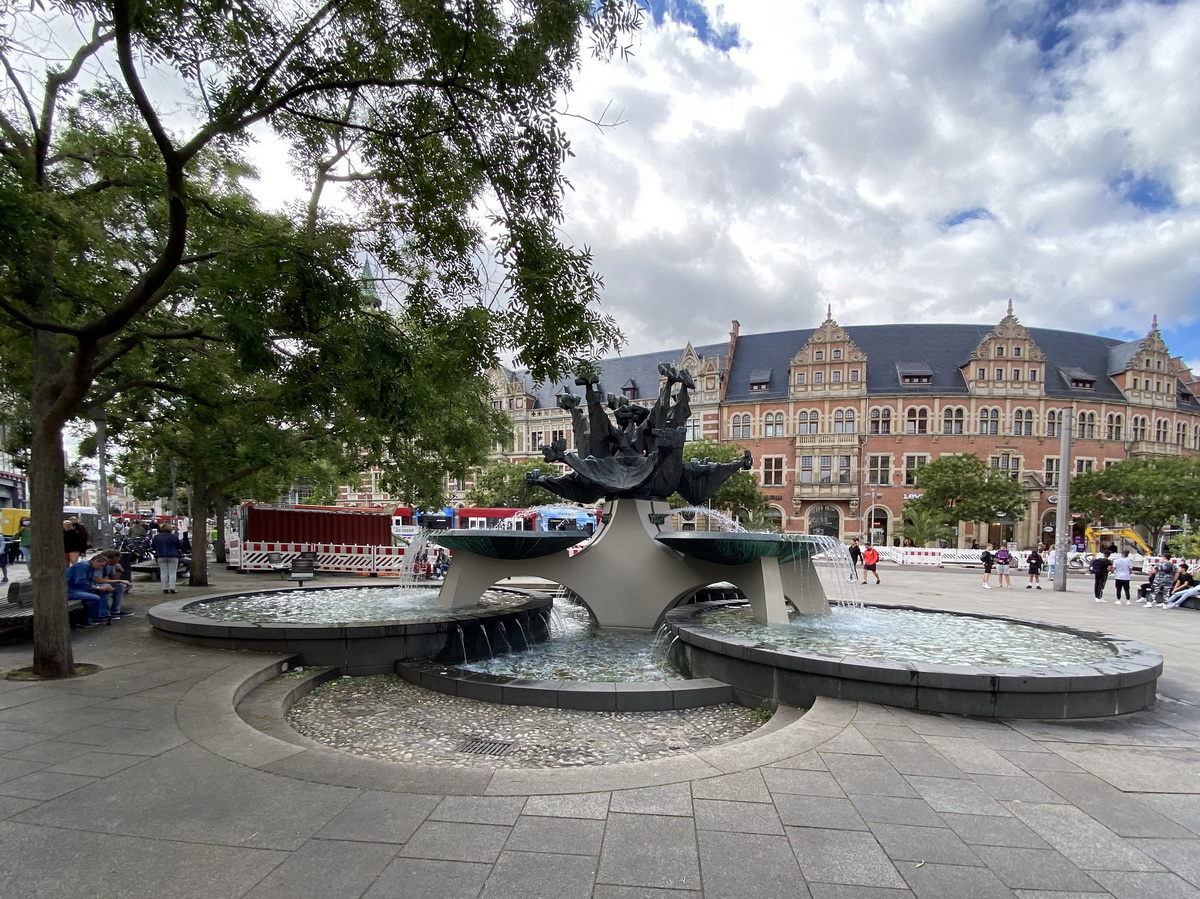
[1053,406,1075,593]
[90,408,110,549]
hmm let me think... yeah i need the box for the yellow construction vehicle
[1083,526,1151,556]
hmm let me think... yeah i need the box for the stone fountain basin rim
[664,601,1164,691]
[429,528,591,559]
[148,584,552,639]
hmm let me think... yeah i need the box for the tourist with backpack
[1026,547,1043,589]
[980,544,995,589]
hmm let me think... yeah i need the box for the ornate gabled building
[493,305,1200,548]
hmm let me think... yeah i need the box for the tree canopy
[670,439,767,521]
[466,459,552,509]
[906,453,1030,528]
[1070,457,1200,549]
[0,0,640,676]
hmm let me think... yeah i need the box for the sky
[246,0,1200,374]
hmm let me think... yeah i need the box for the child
[1026,547,1043,589]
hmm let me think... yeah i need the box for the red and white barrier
[238,541,407,576]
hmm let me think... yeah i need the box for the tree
[1070,457,1200,550]
[670,439,768,521]
[0,0,640,676]
[467,459,551,509]
[899,506,956,548]
[906,454,1030,531]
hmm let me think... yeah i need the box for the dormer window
[1061,366,1096,390]
[1071,378,1095,389]
[897,363,933,385]
[621,379,638,400]
[749,368,772,392]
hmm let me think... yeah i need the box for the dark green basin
[656,532,819,565]
[431,529,590,559]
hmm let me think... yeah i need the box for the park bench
[267,551,318,585]
[1,581,87,631]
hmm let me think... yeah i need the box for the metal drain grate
[458,738,515,757]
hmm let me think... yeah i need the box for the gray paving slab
[522,791,610,819]
[1085,870,1200,898]
[697,830,808,898]
[431,794,526,825]
[822,752,921,798]
[786,826,907,888]
[363,857,491,899]
[762,766,846,797]
[904,775,1014,816]
[898,861,1017,899]
[808,885,915,899]
[609,782,694,816]
[767,749,829,770]
[592,887,701,899]
[969,773,1067,803]
[691,768,772,802]
[316,790,441,843]
[774,793,869,830]
[868,738,966,777]
[1005,801,1164,871]
[868,822,984,866]
[1128,838,1200,889]
[241,838,399,899]
[694,797,784,834]
[1029,770,1195,837]
[398,820,513,863]
[0,769,97,800]
[939,812,1052,849]
[971,845,1105,891]
[596,812,702,890]
[1139,793,1200,835]
[480,849,598,899]
[504,814,605,855]
[850,795,947,827]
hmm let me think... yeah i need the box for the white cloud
[558,0,1200,370]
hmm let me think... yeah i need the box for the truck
[2,509,30,560]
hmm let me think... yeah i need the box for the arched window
[942,407,964,435]
[978,407,1000,436]
[870,408,892,435]
[1046,409,1062,438]
[832,409,856,434]
[1178,422,1188,446]
[1106,414,1123,441]
[807,504,840,539]
[764,412,784,438]
[1132,415,1147,441]
[797,410,819,435]
[1013,409,1034,436]
[731,414,750,440]
[1194,424,1200,450]
[1077,411,1096,439]
[1155,418,1170,443]
[905,408,929,435]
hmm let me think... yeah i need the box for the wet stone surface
[286,675,760,768]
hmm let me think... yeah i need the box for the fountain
[150,363,1163,717]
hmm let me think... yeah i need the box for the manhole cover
[458,738,514,757]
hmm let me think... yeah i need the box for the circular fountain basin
[655,531,818,565]
[664,601,1163,719]
[149,584,554,676]
[431,529,590,559]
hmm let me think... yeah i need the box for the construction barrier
[238,541,406,576]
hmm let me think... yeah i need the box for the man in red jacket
[861,544,881,585]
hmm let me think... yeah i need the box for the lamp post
[91,409,110,550]
[1053,406,1075,592]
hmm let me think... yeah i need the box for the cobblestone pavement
[0,558,1196,898]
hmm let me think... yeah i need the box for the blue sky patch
[939,207,994,230]
[1109,171,1177,213]
[643,0,741,51]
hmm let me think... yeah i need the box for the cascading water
[667,506,746,532]
[396,529,431,585]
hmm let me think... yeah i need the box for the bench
[266,552,318,585]
[1,581,87,631]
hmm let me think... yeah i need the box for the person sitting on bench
[66,554,114,627]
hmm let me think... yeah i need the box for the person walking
[152,523,185,594]
[1090,552,1112,602]
[861,544,881,584]
[1026,547,1043,589]
[980,544,995,589]
[1112,550,1135,604]
[1046,546,1056,580]
[847,539,862,582]
[17,518,31,566]
[63,519,88,566]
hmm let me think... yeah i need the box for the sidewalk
[0,561,1196,898]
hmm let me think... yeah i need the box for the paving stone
[692,769,772,802]
[0,757,48,784]
[995,749,1084,773]
[480,850,597,899]
[899,861,1017,898]
[868,739,965,778]
[869,822,984,866]
[774,794,868,830]
[768,750,828,771]
[592,887,700,899]
[0,795,42,819]
[853,724,926,744]
[609,783,693,817]
[57,723,153,748]
[596,813,700,890]
[3,739,95,764]
[818,727,882,755]
[972,845,1107,891]
[697,830,807,898]
[46,751,146,778]
[904,775,1013,816]
[316,791,440,844]
[398,820,512,863]
[1005,801,1164,871]
[1009,892,1111,899]
[363,857,491,899]
[430,795,526,825]
[969,774,1066,803]
[822,753,919,798]
[1127,838,1200,888]
[504,815,605,855]
[0,770,97,800]
[1140,794,1200,837]
[522,792,610,819]
[939,812,1051,849]
[808,885,915,899]
[850,795,946,827]
[0,729,52,753]
[921,736,1027,776]
[762,767,845,797]
[1028,772,1194,838]
[786,826,907,888]
[953,723,1044,752]
[694,798,783,835]
[242,838,399,899]
[1085,870,1200,898]
[884,712,965,737]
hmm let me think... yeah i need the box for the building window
[762,457,784,487]
[850,369,860,382]
[832,349,842,360]
[1013,347,1022,358]
[905,408,929,435]
[731,414,750,439]
[990,453,1020,479]
[1046,410,1063,438]
[1105,414,1123,441]
[795,372,806,385]
[684,418,701,442]
[1155,419,1170,443]
[1045,457,1060,488]
[814,350,824,361]
[1077,411,1096,439]
[819,455,833,484]
[1194,424,1200,450]
[764,412,784,438]
[978,407,1000,436]
[977,367,986,380]
[1076,458,1094,475]
[799,456,813,484]
[1132,377,1139,390]
[942,407,964,435]
[551,430,565,445]
[1178,422,1188,446]
[1132,415,1147,441]
[814,371,824,384]
[904,454,928,487]
[870,408,892,435]
[1012,369,1021,381]
[1013,409,1034,436]
[996,346,1005,357]
[831,370,842,383]
[798,410,819,435]
[838,455,852,483]
[1029,369,1038,381]
[995,369,1004,381]
[868,455,890,486]
[833,409,856,434]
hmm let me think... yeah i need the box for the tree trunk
[30,334,75,678]
[188,459,209,587]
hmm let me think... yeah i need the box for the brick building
[492,305,1200,547]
